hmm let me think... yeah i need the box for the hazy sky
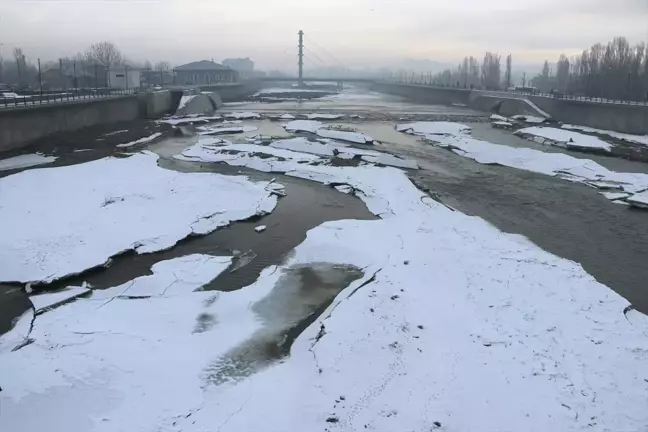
[1,0,646,71]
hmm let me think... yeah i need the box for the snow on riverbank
[115,132,162,148]
[2,133,647,431]
[30,286,91,314]
[562,124,648,147]
[398,121,648,206]
[283,120,374,144]
[0,153,57,171]
[516,126,612,152]
[397,121,471,136]
[0,152,278,283]
[26,135,643,431]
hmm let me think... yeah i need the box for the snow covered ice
[516,126,612,152]
[0,153,57,171]
[0,151,278,283]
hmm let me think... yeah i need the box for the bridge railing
[0,88,146,109]
[380,77,648,106]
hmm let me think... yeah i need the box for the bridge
[259,76,374,83]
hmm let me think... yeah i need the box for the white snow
[316,128,373,144]
[254,88,329,95]
[600,191,630,201]
[30,286,91,314]
[562,124,648,147]
[91,254,232,300]
[490,114,509,122]
[3,141,648,431]
[511,114,547,124]
[177,95,196,111]
[492,120,513,127]
[0,309,33,354]
[626,190,648,208]
[254,225,267,232]
[516,126,612,152]
[283,119,325,133]
[397,121,471,136]
[307,113,344,120]
[414,126,648,204]
[115,132,162,148]
[0,152,277,283]
[0,254,267,432]
[158,115,222,126]
[225,112,261,120]
[197,125,258,135]
[361,153,418,169]
[280,113,295,120]
[0,153,57,171]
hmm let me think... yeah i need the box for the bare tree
[86,42,122,68]
[556,55,570,92]
[504,54,512,89]
[481,52,501,90]
[155,61,171,72]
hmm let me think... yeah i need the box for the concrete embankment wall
[0,91,175,153]
[200,81,263,102]
[528,96,648,135]
[371,82,648,134]
[371,82,471,106]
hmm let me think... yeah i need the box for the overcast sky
[1,0,646,71]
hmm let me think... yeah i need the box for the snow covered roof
[175,60,232,71]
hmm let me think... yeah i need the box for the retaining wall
[371,83,648,134]
[528,96,648,135]
[0,91,175,153]
[371,82,471,106]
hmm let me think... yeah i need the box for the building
[222,58,254,79]
[108,67,141,89]
[174,60,238,85]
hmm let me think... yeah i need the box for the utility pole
[298,30,304,87]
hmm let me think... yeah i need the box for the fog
[0,0,646,71]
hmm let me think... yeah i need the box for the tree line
[0,42,172,89]
[429,36,648,101]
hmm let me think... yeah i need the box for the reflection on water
[202,263,363,386]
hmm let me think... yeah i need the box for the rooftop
[175,60,232,71]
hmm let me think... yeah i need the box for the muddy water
[203,263,363,386]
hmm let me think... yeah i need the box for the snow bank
[396,121,471,136]
[413,126,648,204]
[0,154,57,171]
[4,139,648,431]
[0,254,277,432]
[510,114,547,124]
[254,88,329,95]
[0,152,277,283]
[115,132,162,148]
[30,286,91,314]
[0,310,33,353]
[158,115,222,126]
[316,128,373,144]
[225,112,261,120]
[283,119,325,133]
[562,124,648,147]
[307,113,344,120]
[516,126,612,152]
[197,125,258,135]
[175,94,216,117]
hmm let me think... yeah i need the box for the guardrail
[0,88,147,109]
[381,78,648,106]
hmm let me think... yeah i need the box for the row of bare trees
[431,52,511,91]
[428,36,648,101]
[532,37,648,101]
[0,41,172,89]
